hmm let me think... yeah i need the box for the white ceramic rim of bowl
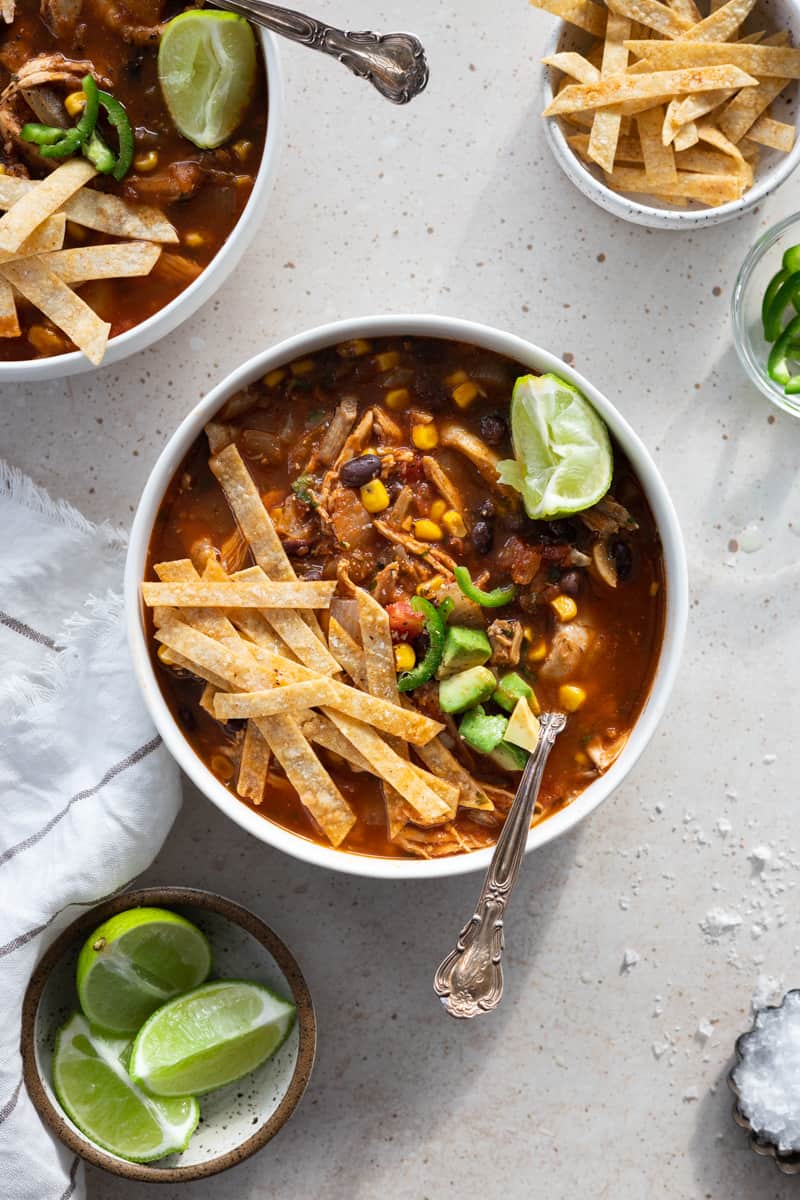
[539,23,800,230]
[0,28,283,382]
[731,209,800,417]
[124,313,689,881]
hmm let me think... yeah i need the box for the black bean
[387,478,404,501]
[339,454,382,488]
[479,412,508,445]
[504,511,525,533]
[477,498,496,519]
[177,705,197,732]
[559,569,582,597]
[472,520,494,556]
[611,539,633,581]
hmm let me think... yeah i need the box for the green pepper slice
[97,88,134,180]
[767,313,800,385]
[763,270,800,342]
[20,123,69,146]
[83,129,116,174]
[783,244,800,274]
[762,267,789,339]
[38,128,83,159]
[453,565,517,608]
[75,75,100,143]
[396,596,446,693]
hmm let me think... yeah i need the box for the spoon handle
[433,712,566,1019]
[214,0,430,104]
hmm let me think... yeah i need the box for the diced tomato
[496,536,542,586]
[385,597,425,639]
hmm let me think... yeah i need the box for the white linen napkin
[0,463,182,1200]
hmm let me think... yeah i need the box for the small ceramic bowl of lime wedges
[21,887,316,1184]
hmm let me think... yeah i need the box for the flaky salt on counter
[733,991,800,1152]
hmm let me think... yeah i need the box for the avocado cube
[459,706,508,755]
[489,740,529,773]
[493,671,534,714]
[438,665,496,714]
[438,625,492,678]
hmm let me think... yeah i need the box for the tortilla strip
[198,560,299,661]
[141,579,336,609]
[588,13,632,171]
[718,74,789,141]
[232,571,338,673]
[0,174,178,242]
[624,41,800,77]
[543,65,757,116]
[237,721,271,805]
[412,734,495,813]
[298,711,372,772]
[605,165,745,202]
[0,257,109,364]
[673,121,699,149]
[682,0,757,43]
[324,709,449,823]
[606,0,691,40]
[542,51,601,83]
[696,120,751,180]
[745,114,795,151]
[157,642,231,691]
[154,560,239,642]
[668,0,700,21]
[199,683,217,715]
[40,242,162,284]
[637,104,678,184]
[254,714,355,846]
[0,277,19,338]
[529,0,607,36]
[327,616,368,688]
[217,679,331,716]
[0,213,67,261]
[0,159,95,253]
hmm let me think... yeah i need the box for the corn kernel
[157,645,173,664]
[27,324,68,356]
[649,581,660,596]
[66,220,86,242]
[528,688,542,716]
[394,642,416,672]
[527,639,548,664]
[184,231,204,248]
[442,509,467,538]
[264,367,286,387]
[574,750,589,766]
[291,358,315,377]
[375,350,400,371]
[134,150,158,172]
[360,479,390,513]
[523,624,535,642]
[559,684,586,712]
[211,753,235,781]
[0,164,6,176]
[338,338,371,358]
[429,498,447,521]
[550,594,578,622]
[414,518,442,542]
[385,387,410,410]
[64,90,86,118]
[232,138,253,161]
[412,422,439,450]
[452,380,481,409]
[417,574,444,596]
[445,369,468,388]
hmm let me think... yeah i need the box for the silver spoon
[433,711,566,1019]
[213,0,430,105]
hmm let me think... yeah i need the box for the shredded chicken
[394,822,494,858]
[538,621,597,682]
[372,561,400,604]
[580,494,638,535]
[123,161,205,204]
[421,454,463,513]
[318,409,373,512]
[0,56,101,169]
[372,406,402,443]
[586,732,628,772]
[87,0,165,43]
[439,423,500,485]
[373,519,457,575]
[205,421,237,455]
[387,485,414,528]
[40,0,83,37]
[218,391,261,421]
[219,527,250,574]
[308,396,358,470]
[487,618,523,667]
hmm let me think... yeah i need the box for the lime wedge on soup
[52,1013,199,1163]
[129,980,296,1097]
[497,373,613,520]
[76,907,212,1035]
[158,11,257,149]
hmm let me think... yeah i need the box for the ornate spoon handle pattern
[215,0,430,104]
[433,712,567,1019]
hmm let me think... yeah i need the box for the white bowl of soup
[125,315,688,880]
[0,6,282,379]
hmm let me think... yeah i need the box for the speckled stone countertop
[3,2,800,1196]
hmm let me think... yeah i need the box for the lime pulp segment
[53,1013,199,1163]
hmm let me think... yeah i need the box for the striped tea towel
[0,463,181,1200]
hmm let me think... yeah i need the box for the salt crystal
[726,790,738,801]
[619,896,630,911]
[750,845,772,871]
[733,991,800,1151]
[739,522,763,553]
[716,818,732,837]
[696,1019,714,1042]
[621,948,640,972]
[683,1086,700,1102]
[763,754,777,765]
[701,907,742,937]
[752,974,784,1012]
[652,1040,669,1059]
[655,802,665,814]
[580,970,593,984]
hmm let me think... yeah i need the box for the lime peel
[497,373,613,520]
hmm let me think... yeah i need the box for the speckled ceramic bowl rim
[20,886,316,1184]
[540,22,800,230]
[124,313,689,881]
[728,989,800,1174]
[0,30,283,382]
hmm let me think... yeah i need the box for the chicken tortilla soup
[0,0,267,362]
[143,336,666,860]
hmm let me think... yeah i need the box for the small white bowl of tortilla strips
[536,0,800,228]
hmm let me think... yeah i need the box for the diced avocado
[504,697,540,753]
[438,625,492,678]
[489,740,529,773]
[493,671,534,714]
[459,706,508,755]
[438,665,496,714]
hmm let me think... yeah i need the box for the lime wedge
[158,11,257,149]
[497,373,613,520]
[129,980,296,1097]
[76,907,211,1035]
[53,1013,199,1163]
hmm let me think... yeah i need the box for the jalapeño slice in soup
[145,336,665,861]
